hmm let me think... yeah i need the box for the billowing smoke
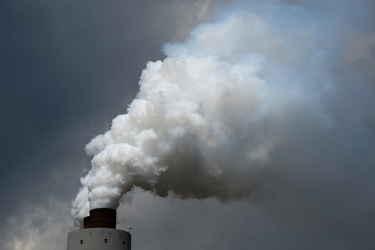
[71,0,375,226]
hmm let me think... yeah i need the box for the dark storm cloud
[0,0,213,249]
[1,0,375,250]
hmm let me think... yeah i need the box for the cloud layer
[1,0,375,249]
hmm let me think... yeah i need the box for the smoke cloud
[71,0,375,228]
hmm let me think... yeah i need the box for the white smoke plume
[71,0,375,226]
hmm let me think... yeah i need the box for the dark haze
[1,0,375,250]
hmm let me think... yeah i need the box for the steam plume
[71,0,375,226]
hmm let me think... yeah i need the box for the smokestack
[83,208,117,229]
[67,208,131,250]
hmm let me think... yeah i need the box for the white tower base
[67,208,131,250]
[67,228,131,250]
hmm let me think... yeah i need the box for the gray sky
[1,0,375,250]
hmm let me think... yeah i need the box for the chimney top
[83,208,116,229]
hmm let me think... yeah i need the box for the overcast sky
[1,0,375,250]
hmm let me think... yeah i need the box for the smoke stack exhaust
[83,208,116,229]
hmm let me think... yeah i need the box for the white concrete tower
[67,209,131,250]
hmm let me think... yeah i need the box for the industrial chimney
[67,208,131,250]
